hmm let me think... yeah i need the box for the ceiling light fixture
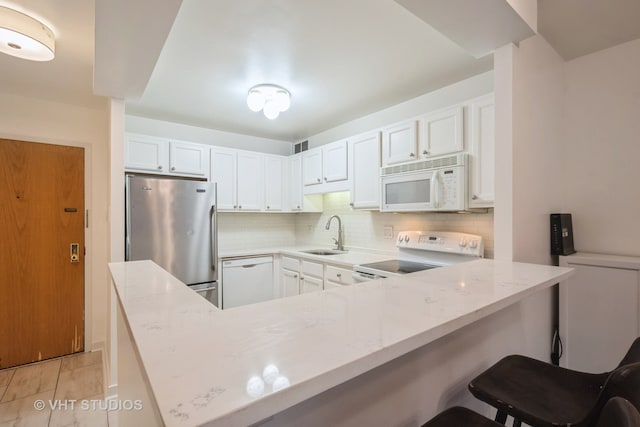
[0,6,55,61]
[247,84,291,120]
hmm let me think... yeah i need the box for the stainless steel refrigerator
[125,175,218,306]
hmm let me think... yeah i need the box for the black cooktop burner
[358,259,438,275]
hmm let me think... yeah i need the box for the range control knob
[398,235,403,243]
[459,239,468,248]
[469,240,478,249]
[404,235,410,243]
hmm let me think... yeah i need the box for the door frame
[0,133,93,354]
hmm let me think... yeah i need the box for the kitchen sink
[301,249,348,256]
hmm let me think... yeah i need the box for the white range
[352,231,484,282]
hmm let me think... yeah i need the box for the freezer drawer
[222,256,273,309]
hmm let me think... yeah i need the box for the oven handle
[431,170,439,209]
[352,271,380,282]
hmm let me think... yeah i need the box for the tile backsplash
[218,192,494,258]
[295,192,494,258]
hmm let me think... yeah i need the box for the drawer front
[325,265,355,285]
[301,260,323,278]
[281,256,300,271]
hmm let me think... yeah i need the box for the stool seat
[597,397,640,427]
[469,355,607,426]
[421,407,502,427]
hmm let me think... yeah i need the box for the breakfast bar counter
[109,259,573,427]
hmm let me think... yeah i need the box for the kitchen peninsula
[109,258,573,426]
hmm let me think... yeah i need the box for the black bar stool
[467,337,640,427]
[422,394,640,427]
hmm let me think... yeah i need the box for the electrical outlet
[383,226,393,239]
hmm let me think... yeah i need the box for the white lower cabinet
[278,256,358,297]
[324,265,355,288]
[280,268,300,298]
[559,253,640,373]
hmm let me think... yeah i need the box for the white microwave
[380,154,466,212]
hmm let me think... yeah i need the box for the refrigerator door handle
[124,175,132,260]
[211,184,218,278]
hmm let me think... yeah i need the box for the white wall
[0,92,110,351]
[303,71,494,147]
[125,115,293,155]
[563,38,640,257]
[295,193,495,258]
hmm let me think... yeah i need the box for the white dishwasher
[222,256,273,309]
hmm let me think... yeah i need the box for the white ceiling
[124,0,493,142]
[2,1,640,143]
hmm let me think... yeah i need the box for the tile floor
[0,351,115,427]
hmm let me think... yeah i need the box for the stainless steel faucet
[325,215,344,251]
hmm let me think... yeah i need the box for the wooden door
[0,139,84,369]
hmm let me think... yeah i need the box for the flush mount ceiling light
[246,84,291,120]
[0,6,55,61]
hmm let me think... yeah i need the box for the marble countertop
[109,259,573,427]
[218,246,396,269]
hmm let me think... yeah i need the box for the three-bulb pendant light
[246,84,291,120]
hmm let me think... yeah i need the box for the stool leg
[495,410,507,424]
[512,419,522,427]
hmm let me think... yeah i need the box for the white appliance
[352,231,483,282]
[380,153,466,212]
[222,256,273,309]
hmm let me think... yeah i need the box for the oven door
[381,170,437,212]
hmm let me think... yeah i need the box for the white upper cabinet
[419,105,463,158]
[211,148,264,211]
[169,140,209,177]
[349,131,381,209]
[289,154,303,210]
[264,155,286,211]
[125,133,169,173]
[236,151,264,211]
[468,95,495,208]
[303,139,349,194]
[302,149,323,186]
[381,120,418,166]
[210,147,237,210]
[322,139,348,183]
[125,133,209,178]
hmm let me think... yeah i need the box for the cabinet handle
[171,166,176,171]
[233,205,237,208]
[267,205,270,209]
[471,195,478,200]
[409,153,415,157]
[324,177,327,181]
[300,277,305,281]
[297,205,301,209]
[349,202,354,207]
[294,274,298,278]
[337,273,342,278]
[238,205,242,209]
[422,150,429,156]
[157,165,163,170]
[316,178,321,183]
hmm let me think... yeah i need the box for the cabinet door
[419,106,463,158]
[560,263,639,373]
[264,155,285,211]
[289,155,303,210]
[322,139,348,183]
[300,275,323,293]
[125,134,169,173]
[280,268,300,297]
[302,149,323,186]
[350,132,381,209]
[170,141,209,177]
[468,96,495,208]
[210,148,237,210]
[237,151,264,211]
[381,120,418,166]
